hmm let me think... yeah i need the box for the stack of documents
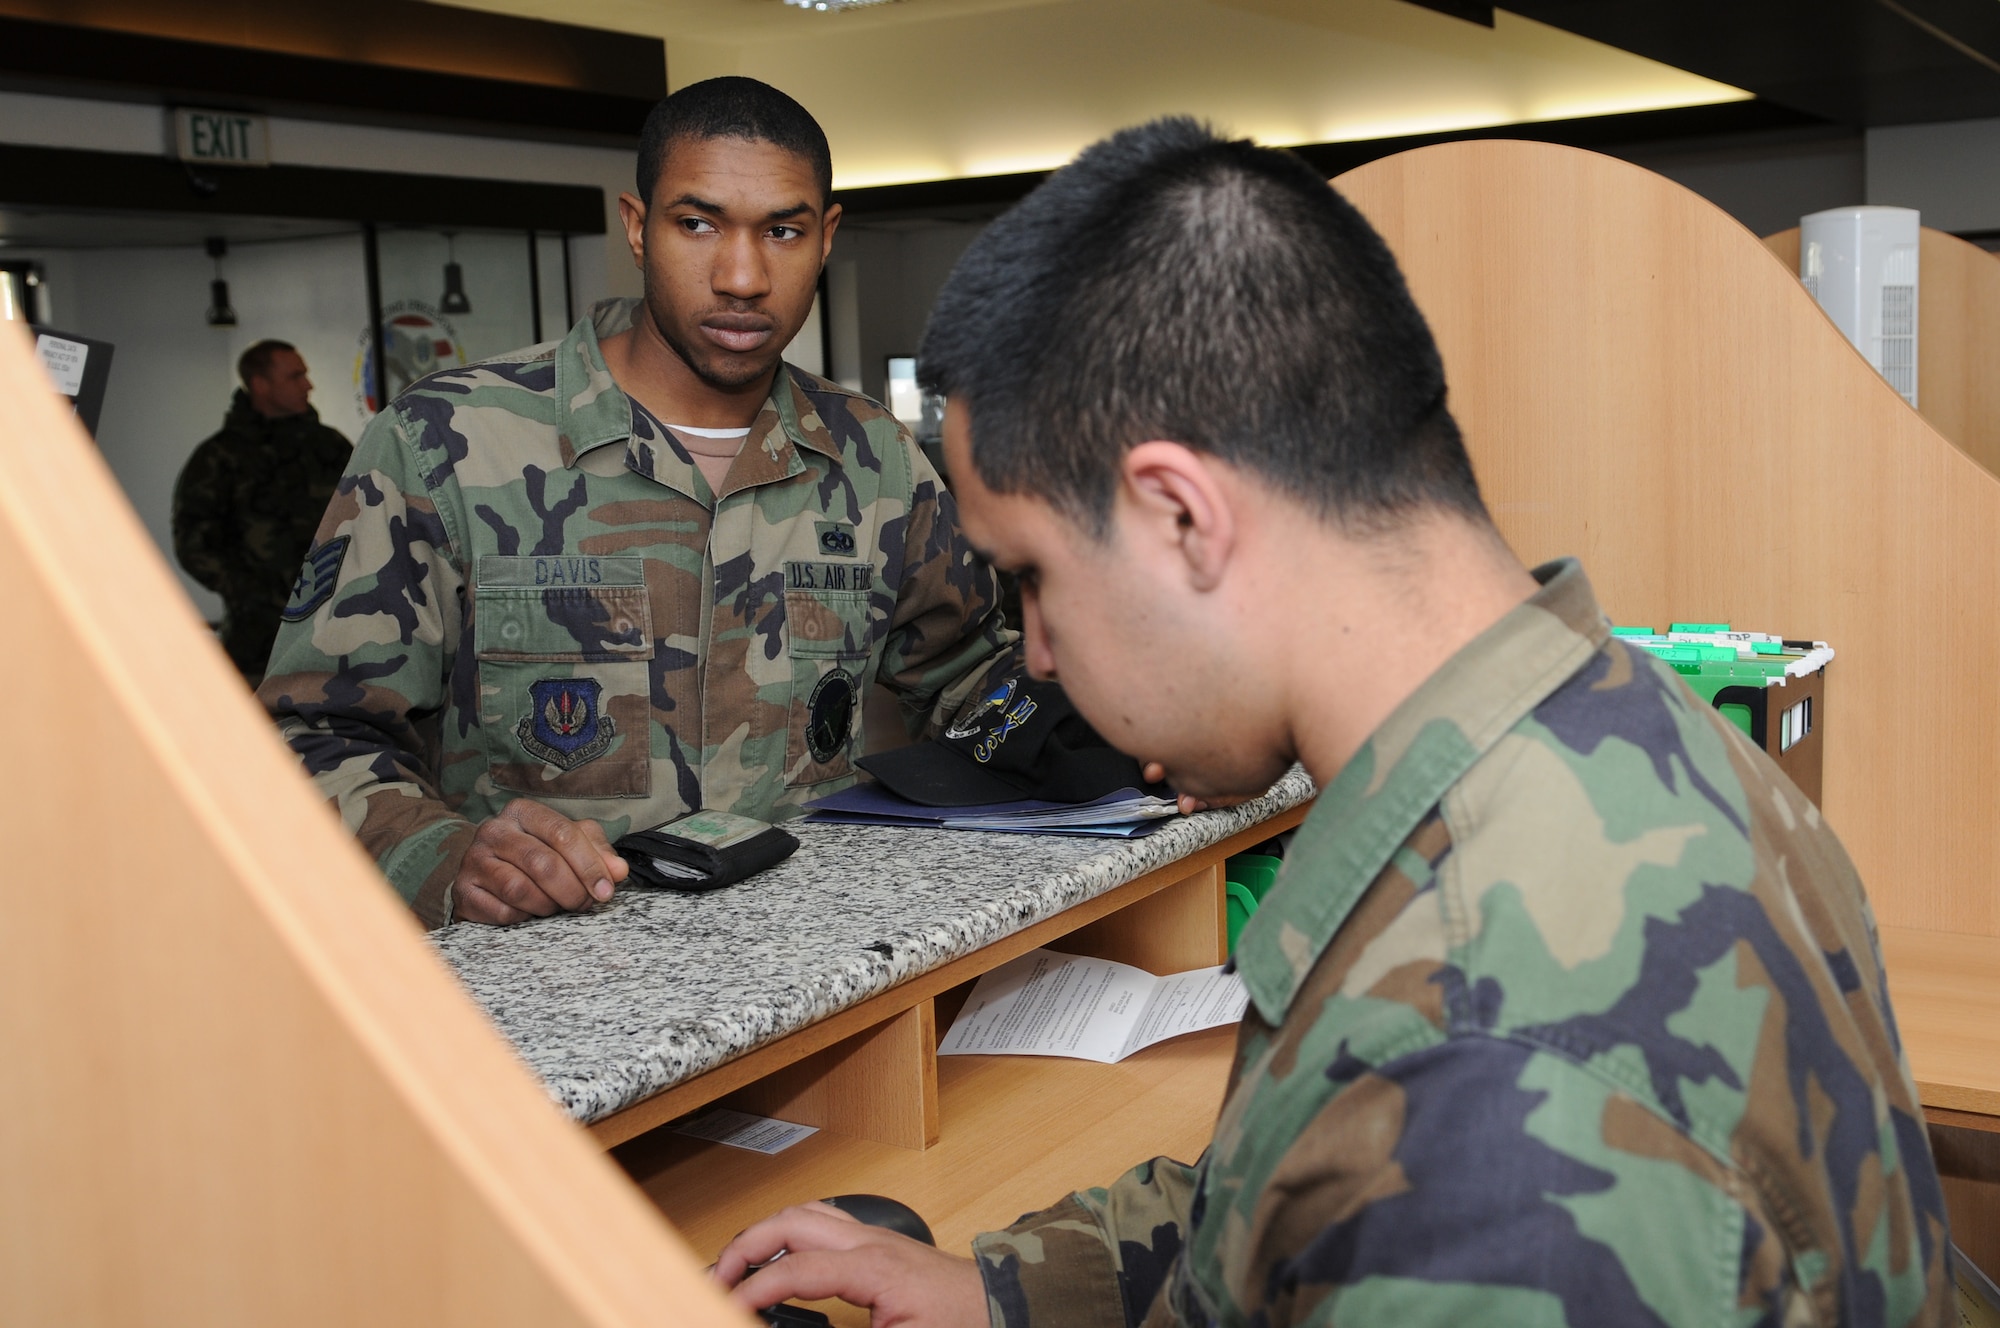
[804,782,1178,838]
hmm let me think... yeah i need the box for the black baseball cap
[857,673,1159,807]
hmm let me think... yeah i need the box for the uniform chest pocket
[783,585,871,788]
[474,557,654,800]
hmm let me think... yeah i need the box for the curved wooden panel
[1335,140,2000,936]
[0,326,744,1324]
[1765,225,2000,477]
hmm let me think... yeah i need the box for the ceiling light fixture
[783,0,898,13]
[204,236,237,328]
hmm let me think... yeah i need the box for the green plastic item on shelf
[1611,626,1656,636]
[1751,641,1784,655]
[1228,853,1282,903]
[1717,702,1756,739]
[1226,881,1258,953]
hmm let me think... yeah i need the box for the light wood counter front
[1881,926,2000,1127]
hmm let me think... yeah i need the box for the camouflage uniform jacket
[172,391,352,676]
[975,559,1950,1328]
[258,305,1015,928]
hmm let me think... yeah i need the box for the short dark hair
[636,77,833,206]
[918,118,1486,536]
[238,339,296,387]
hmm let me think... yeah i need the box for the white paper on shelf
[938,948,1248,1064]
[671,1108,818,1154]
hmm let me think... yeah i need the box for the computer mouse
[820,1193,937,1246]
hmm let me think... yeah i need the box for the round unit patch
[805,668,857,763]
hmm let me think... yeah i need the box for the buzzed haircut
[637,77,833,207]
[918,118,1487,536]
[237,339,297,388]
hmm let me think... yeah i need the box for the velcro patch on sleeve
[281,535,351,621]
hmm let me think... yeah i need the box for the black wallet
[613,810,799,893]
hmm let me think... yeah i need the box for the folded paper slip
[613,809,799,892]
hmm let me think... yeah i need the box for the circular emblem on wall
[353,299,467,415]
[806,668,858,764]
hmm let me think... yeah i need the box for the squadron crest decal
[518,677,616,771]
[945,677,1018,741]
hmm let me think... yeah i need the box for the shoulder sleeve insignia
[281,535,351,622]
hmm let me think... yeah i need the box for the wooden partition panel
[0,327,743,1324]
[1765,225,2000,476]
[1334,142,2000,936]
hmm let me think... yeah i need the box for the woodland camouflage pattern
[259,301,1016,928]
[974,560,1950,1328]
[172,390,351,676]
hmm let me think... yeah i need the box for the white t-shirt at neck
[667,423,751,492]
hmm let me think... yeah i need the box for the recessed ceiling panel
[440,0,1747,187]
[1503,0,2000,125]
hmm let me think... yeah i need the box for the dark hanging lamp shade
[440,260,471,315]
[206,278,237,327]
[204,235,236,326]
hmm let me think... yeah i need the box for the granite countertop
[432,767,1316,1125]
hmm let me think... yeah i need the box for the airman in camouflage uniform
[712,117,1952,1328]
[173,357,351,679]
[258,299,1015,928]
[972,559,1951,1326]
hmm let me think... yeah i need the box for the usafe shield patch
[518,677,617,770]
[281,535,351,621]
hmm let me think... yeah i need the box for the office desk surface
[432,768,1315,1125]
[1880,926,2000,1124]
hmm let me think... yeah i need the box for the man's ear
[616,191,648,271]
[820,202,843,266]
[1122,441,1236,592]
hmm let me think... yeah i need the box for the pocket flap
[785,587,871,660]
[476,556,653,662]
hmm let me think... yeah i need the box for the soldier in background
[172,339,350,681]
[258,78,1020,929]
[713,121,1952,1328]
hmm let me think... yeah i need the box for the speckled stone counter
[431,767,1315,1126]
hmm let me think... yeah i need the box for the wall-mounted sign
[32,326,115,437]
[173,108,270,167]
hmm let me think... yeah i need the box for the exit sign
[173,108,269,167]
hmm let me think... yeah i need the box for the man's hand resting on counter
[1142,761,1251,815]
[714,1202,986,1328]
[452,799,630,925]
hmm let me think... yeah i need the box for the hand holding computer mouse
[714,1200,983,1328]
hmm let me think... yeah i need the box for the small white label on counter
[939,948,1249,1063]
[671,1108,818,1154]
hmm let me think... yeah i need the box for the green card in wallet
[614,809,800,892]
